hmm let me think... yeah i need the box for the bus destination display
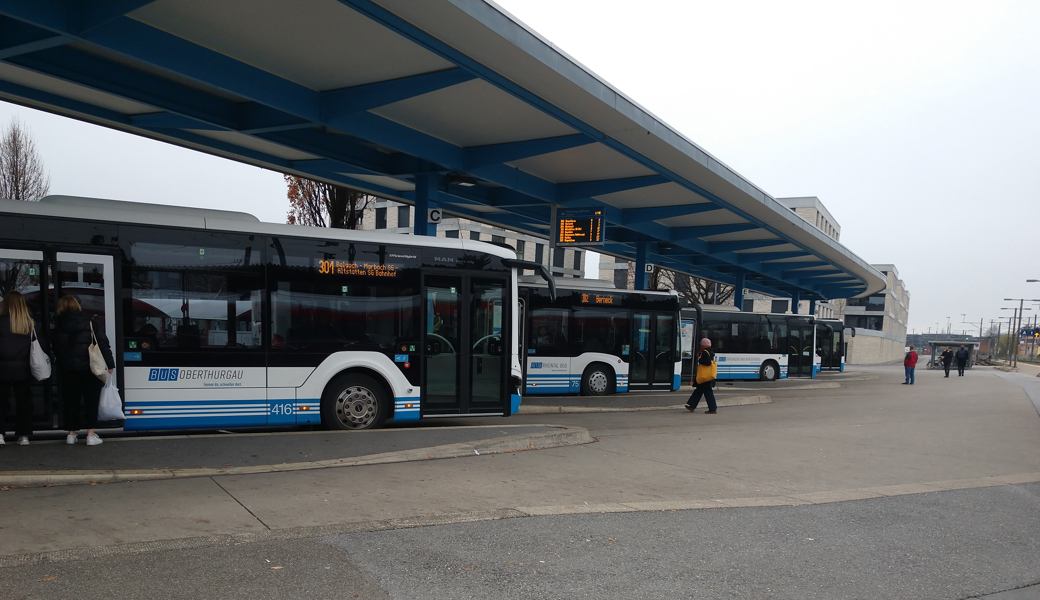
[556,207,604,246]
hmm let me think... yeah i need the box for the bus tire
[321,373,389,430]
[760,361,779,382]
[581,363,614,396]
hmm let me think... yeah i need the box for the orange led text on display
[317,260,398,277]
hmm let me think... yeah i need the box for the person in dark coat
[55,295,114,446]
[940,347,954,378]
[0,291,48,446]
[955,345,969,376]
[685,338,718,414]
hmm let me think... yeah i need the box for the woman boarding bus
[0,195,553,431]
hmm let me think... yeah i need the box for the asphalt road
[4,483,1040,599]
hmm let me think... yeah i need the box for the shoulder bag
[88,321,109,382]
[29,328,51,381]
[695,350,718,385]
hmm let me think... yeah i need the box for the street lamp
[1002,299,1040,367]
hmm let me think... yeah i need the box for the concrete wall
[846,329,907,364]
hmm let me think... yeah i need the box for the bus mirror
[504,259,557,301]
[849,327,856,338]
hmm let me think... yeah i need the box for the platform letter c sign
[428,208,442,224]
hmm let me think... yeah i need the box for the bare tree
[0,118,50,201]
[285,174,372,229]
[658,268,734,306]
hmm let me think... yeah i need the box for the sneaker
[66,433,77,445]
[18,436,29,446]
[86,434,103,446]
[705,410,718,414]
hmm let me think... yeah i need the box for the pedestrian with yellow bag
[685,338,718,414]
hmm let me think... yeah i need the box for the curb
[516,394,770,414]
[0,425,595,488]
[713,382,841,392]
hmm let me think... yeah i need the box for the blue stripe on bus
[510,394,521,415]
[524,385,572,395]
[673,374,680,390]
[393,396,420,422]
[124,416,269,430]
[526,371,637,394]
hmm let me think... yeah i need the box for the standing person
[955,345,969,376]
[55,295,114,446]
[940,347,954,378]
[685,338,718,414]
[903,344,918,385]
[0,291,47,446]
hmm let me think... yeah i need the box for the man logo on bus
[148,368,180,382]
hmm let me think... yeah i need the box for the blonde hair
[0,291,35,335]
[56,295,81,315]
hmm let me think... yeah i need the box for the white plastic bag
[29,328,51,381]
[98,372,124,421]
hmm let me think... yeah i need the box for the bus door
[0,248,55,428]
[629,311,675,390]
[423,274,508,416]
[53,253,119,418]
[1,250,119,430]
[787,322,814,377]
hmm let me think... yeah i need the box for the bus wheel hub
[337,386,376,426]
[588,371,609,394]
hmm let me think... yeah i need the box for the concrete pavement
[0,369,870,485]
[0,424,593,486]
[2,364,1039,569]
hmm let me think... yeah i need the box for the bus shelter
[926,341,978,370]
[0,0,886,304]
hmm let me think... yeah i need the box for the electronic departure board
[555,207,604,246]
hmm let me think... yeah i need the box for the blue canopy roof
[0,0,885,299]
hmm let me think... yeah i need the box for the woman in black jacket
[55,295,114,446]
[685,337,718,414]
[0,291,48,446]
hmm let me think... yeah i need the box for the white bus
[0,196,554,431]
[520,281,680,395]
[681,307,818,381]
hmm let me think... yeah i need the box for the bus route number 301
[270,402,294,415]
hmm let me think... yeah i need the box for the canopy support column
[792,292,801,314]
[809,299,817,317]
[733,273,745,310]
[635,241,648,290]
[413,173,438,236]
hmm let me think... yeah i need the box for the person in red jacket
[903,344,918,385]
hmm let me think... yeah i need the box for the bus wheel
[760,361,779,382]
[581,364,613,396]
[322,374,388,430]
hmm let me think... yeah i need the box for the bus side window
[530,308,568,356]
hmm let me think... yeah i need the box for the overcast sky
[2,0,1038,335]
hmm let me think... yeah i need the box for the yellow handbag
[695,350,717,385]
